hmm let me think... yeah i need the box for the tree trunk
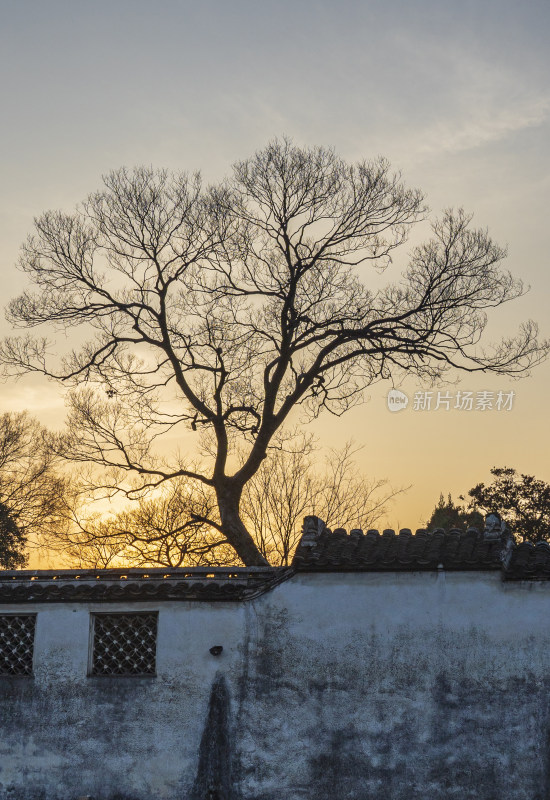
[216,482,269,566]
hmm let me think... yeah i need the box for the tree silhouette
[0,412,69,567]
[468,467,550,543]
[1,140,547,564]
[47,438,404,568]
[0,501,26,569]
[425,492,483,532]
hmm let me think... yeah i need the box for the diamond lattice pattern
[92,613,157,675]
[0,615,36,676]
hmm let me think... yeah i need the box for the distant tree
[0,411,69,567]
[425,492,483,532]
[468,467,550,543]
[49,437,404,568]
[58,478,233,569]
[2,139,547,565]
[0,501,26,569]
[60,530,128,570]
[241,435,406,565]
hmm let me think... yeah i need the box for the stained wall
[1,571,549,799]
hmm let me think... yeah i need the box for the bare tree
[1,140,547,565]
[48,437,404,568]
[60,528,128,569]
[241,435,406,565]
[0,411,69,567]
[54,479,234,569]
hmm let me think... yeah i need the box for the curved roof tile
[292,524,509,572]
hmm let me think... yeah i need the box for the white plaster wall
[1,572,550,800]
[240,572,550,800]
[0,600,248,799]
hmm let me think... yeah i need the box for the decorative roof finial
[301,516,326,548]
[484,511,505,540]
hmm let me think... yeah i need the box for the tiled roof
[3,524,550,596]
[292,522,510,572]
[0,567,287,604]
[504,541,550,580]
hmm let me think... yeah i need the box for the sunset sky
[1,0,549,537]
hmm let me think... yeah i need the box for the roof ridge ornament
[301,516,327,548]
[484,512,507,541]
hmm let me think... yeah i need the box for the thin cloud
[376,34,550,159]
[419,95,549,155]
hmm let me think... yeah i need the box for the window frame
[88,610,159,678]
[0,613,37,678]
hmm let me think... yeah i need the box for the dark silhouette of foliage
[468,467,550,543]
[0,500,26,568]
[0,411,69,567]
[425,492,483,531]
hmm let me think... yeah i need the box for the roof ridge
[292,515,525,575]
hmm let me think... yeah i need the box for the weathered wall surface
[1,571,550,799]
[238,572,550,800]
[0,601,248,800]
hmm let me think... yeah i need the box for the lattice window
[91,613,158,676]
[0,614,36,676]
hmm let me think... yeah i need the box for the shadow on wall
[191,673,237,800]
